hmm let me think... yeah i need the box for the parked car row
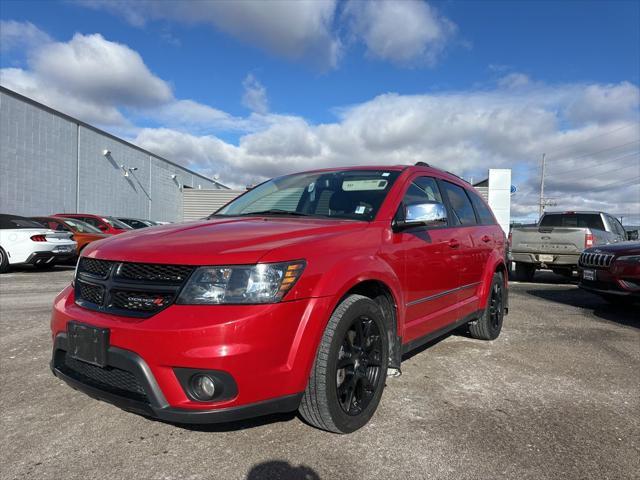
[509,211,635,281]
[0,212,167,273]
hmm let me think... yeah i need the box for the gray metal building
[0,86,227,222]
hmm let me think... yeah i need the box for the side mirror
[98,224,109,232]
[394,202,447,232]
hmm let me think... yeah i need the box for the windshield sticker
[342,179,388,191]
[355,205,366,214]
[381,172,390,177]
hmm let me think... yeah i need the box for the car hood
[587,241,640,255]
[83,216,368,265]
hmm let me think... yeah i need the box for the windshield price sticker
[342,179,388,191]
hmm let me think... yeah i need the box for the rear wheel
[513,262,535,282]
[0,248,9,273]
[469,272,505,340]
[299,294,389,433]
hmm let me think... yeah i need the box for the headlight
[177,261,305,304]
[615,255,640,263]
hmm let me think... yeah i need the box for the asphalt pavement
[1,267,638,480]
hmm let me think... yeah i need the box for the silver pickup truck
[509,211,627,281]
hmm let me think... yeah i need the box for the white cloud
[344,0,456,65]
[242,74,269,114]
[0,33,171,125]
[32,33,172,107]
[74,0,460,69]
[498,73,531,89]
[0,20,52,53]
[134,81,640,221]
[76,0,342,70]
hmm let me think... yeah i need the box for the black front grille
[57,352,147,402]
[109,290,175,312]
[115,262,194,284]
[78,258,112,278]
[76,281,104,305]
[75,258,192,318]
[579,252,615,269]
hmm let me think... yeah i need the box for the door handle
[448,239,460,249]
[481,235,492,243]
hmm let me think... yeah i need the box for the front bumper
[51,334,302,423]
[579,267,640,298]
[50,286,333,422]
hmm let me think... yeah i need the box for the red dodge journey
[51,163,508,433]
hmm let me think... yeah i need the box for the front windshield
[216,170,401,221]
[63,218,103,234]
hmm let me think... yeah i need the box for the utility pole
[539,153,546,218]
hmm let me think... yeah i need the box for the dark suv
[51,164,508,433]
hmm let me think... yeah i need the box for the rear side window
[440,181,477,226]
[539,214,605,230]
[468,189,496,225]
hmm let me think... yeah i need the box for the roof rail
[414,161,430,167]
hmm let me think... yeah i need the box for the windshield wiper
[240,209,314,217]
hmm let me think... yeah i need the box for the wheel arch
[340,279,402,369]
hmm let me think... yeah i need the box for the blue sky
[1,0,639,221]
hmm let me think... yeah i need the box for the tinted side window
[468,189,496,225]
[396,176,443,223]
[402,177,442,207]
[607,215,625,236]
[440,181,477,226]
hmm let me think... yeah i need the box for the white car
[0,214,77,273]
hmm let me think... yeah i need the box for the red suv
[50,164,508,433]
[54,214,131,235]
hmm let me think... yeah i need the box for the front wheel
[469,272,505,340]
[299,294,389,433]
[0,247,9,273]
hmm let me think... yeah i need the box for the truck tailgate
[511,227,586,255]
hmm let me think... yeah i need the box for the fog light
[191,374,216,401]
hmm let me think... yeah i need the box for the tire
[0,247,9,274]
[469,272,505,341]
[513,262,535,282]
[299,294,389,433]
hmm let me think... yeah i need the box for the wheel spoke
[337,355,354,369]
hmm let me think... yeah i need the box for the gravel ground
[1,267,638,480]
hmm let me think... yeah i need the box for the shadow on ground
[526,286,639,329]
[246,461,320,480]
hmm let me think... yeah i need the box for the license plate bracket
[67,322,109,367]
[583,269,596,281]
[539,254,554,263]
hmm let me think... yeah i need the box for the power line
[548,151,640,177]
[588,176,640,192]
[547,163,639,186]
[543,124,639,156]
[521,138,640,172]
[547,139,640,163]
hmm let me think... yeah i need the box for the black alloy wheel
[335,315,384,416]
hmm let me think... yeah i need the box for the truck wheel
[514,262,535,282]
[299,294,389,433]
[469,272,505,341]
[0,248,9,273]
